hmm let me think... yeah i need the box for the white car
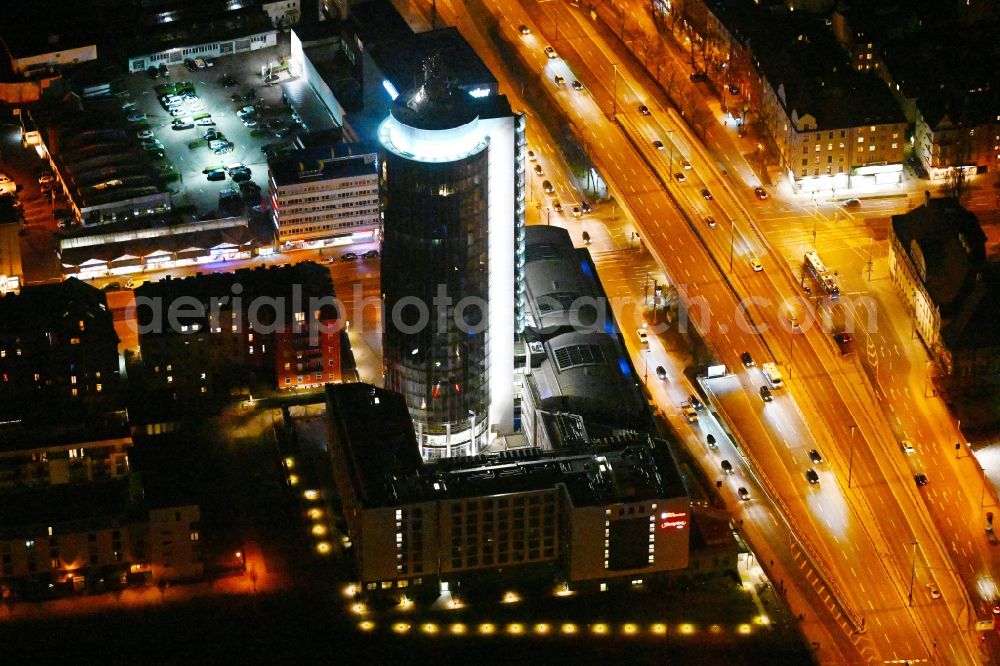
[637,328,649,345]
[137,130,154,140]
[544,46,557,59]
[750,258,763,272]
[681,159,692,169]
[195,117,215,126]
[901,440,915,454]
[681,403,699,422]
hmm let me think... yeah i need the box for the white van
[762,362,784,389]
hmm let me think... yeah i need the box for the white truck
[762,362,784,389]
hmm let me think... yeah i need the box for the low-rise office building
[268,147,380,247]
[327,383,690,597]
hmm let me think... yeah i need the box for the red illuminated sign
[659,511,688,530]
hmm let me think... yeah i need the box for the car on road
[638,104,651,115]
[689,394,704,410]
[834,332,853,355]
[700,188,713,200]
[705,216,716,228]
[553,74,565,86]
[533,164,543,176]
[203,129,220,141]
[759,385,773,402]
[206,169,226,181]
[806,469,820,484]
[737,487,750,501]
[901,440,915,454]
[788,314,800,329]
[750,258,763,272]
[362,250,380,259]
[636,328,649,345]
[690,71,708,83]
[341,252,358,262]
[122,102,137,112]
[518,24,530,35]
[844,198,861,208]
[572,206,581,217]
[740,351,754,367]
[141,139,163,149]
[720,459,733,474]
[652,139,665,150]
[237,105,256,117]
[169,107,187,117]
[808,449,823,464]
[136,130,154,140]
[127,113,147,122]
[754,186,768,200]
[706,434,717,449]
[542,180,554,194]
[527,150,536,161]
[682,403,699,423]
[674,172,686,182]
[680,158,692,169]
[655,366,667,380]
[552,200,563,214]
[927,583,941,599]
[580,200,592,213]
[914,473,929,487]
[571,80,584,91]
[544,46,557,59]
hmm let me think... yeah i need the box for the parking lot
[121,47,301,216]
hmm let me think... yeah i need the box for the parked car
[844,198,861,208]
[242,118,258,128]
[203,129,220,141]
[362,249,380,259]
[274,127,295,138]
[136,130,154,140]
[341,252,358,262]
[126,113,147,122]
[237,105,255,117]
[195,117,216,126]
[184,58,198,72]
[172,122,194,130]
[206,169,226,181]
[230,167,252,183]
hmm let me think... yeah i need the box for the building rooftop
[327,383,686,509]
[708,0,904,130]
[269,147,378,187]
[524,225,602,332]
[892,197,986,312]
[135,261,338,330]
[346,0,415,50]
[0,478,142,536]
[368,27,496,97]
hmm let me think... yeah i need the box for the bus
[803,250,840,299]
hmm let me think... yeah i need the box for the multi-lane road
[396,0,998,661]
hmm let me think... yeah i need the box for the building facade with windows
[889,198,1000,389]
[268,147,380,247]
[326,383,689,597]
[135,262,341,399]
[0,278,121,425]
[379,53,523,458]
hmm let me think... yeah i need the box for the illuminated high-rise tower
[379,54,524,459]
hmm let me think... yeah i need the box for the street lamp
[907,540,919,606]
[665,129,677,180]
[643,348,650,384]
[611,63,619,116]
[847,424,857,488]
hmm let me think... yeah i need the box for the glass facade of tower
[382,147,491,457]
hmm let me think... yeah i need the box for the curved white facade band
[378,114,488,163]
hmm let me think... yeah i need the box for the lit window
[96,383,102,392]
[892,143,898,149]
[295,311,305,323]
[249,346,254,354]
[200,386,207,393]
[71,388,78,397]
[167,376,173,383]
[70,338,80,345]
[869,145,875,151]
[34,373,40,381]
[857,136,864,143]
[70,375,77,385]
[248,333,254,342]
[0,350,4,358]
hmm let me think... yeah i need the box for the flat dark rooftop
[346,0,415,49]
[269,148,377,186]
[0,478,141,535]
[326,384,687,509]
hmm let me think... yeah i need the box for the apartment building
[135,262,341,399]
[268,147,380,247]
[0,278,121,425]
[889,198,1000,389]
